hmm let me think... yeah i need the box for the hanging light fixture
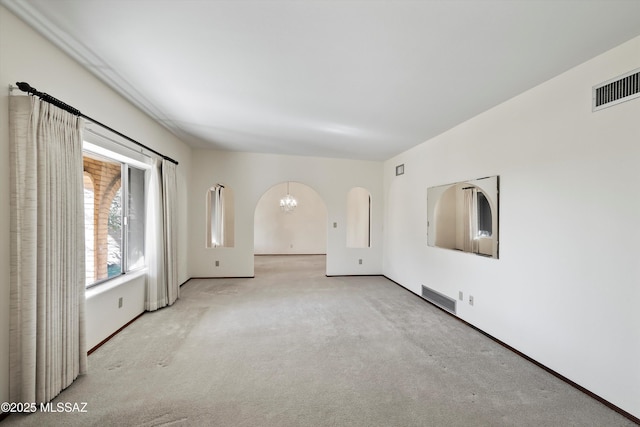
[280,181,297,213]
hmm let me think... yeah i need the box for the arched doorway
[254,181,328,273]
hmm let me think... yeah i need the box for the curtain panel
[145,159,179,311]
[162,159,179,306]
[145,158,165,311]
[463,188,479,254]
[9,96,87,403]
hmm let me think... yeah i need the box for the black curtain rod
[14,82,178,165]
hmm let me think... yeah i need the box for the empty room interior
[1,0,640,425]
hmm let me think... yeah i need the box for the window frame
[83,143,150,289]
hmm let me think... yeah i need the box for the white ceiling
[5,0,640,161]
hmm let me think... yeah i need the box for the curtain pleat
[9,96,87,404]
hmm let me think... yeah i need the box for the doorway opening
[254,181,328,274]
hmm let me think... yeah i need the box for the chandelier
[280,182,297,213]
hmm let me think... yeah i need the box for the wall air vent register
[421,285,456,315]
[593,68,640,111]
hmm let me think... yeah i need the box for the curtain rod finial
[16,82,35,93]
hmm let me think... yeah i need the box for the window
[127,166,146,269]
[83,151,146,287]
[476,191,492,238]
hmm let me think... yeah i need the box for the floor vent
[421,285,456,315]
[593,68,640,111]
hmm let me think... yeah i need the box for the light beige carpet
[3,255,635,426]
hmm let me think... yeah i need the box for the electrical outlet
[118,297,123,308]
[358,259,363,265]
[469,295,474,306]
[333,222,337,228]
[215,260,220,267]
[459,291,463,301]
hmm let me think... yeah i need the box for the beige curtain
[145,159,165,311]
[9,96,87,403]
[463,188,479,254]
[162,159,179,306]
[145,158,179,310]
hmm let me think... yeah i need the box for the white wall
[85,272,146,350]
[383,36,640,418]
[255,182,327,254]
[189,150,383,277]
[0,5,192,405]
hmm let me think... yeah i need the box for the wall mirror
[427,176,499,258]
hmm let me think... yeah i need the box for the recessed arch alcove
[206,184,235,248]
[346,187,371,248]
[254,181,328,257]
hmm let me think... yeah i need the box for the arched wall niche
[346,187,371,248]
[206,184,235,248]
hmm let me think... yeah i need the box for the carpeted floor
[3,255,635,426]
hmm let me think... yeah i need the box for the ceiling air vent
[593,68,640,111]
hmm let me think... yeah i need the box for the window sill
[85,269,147,299]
